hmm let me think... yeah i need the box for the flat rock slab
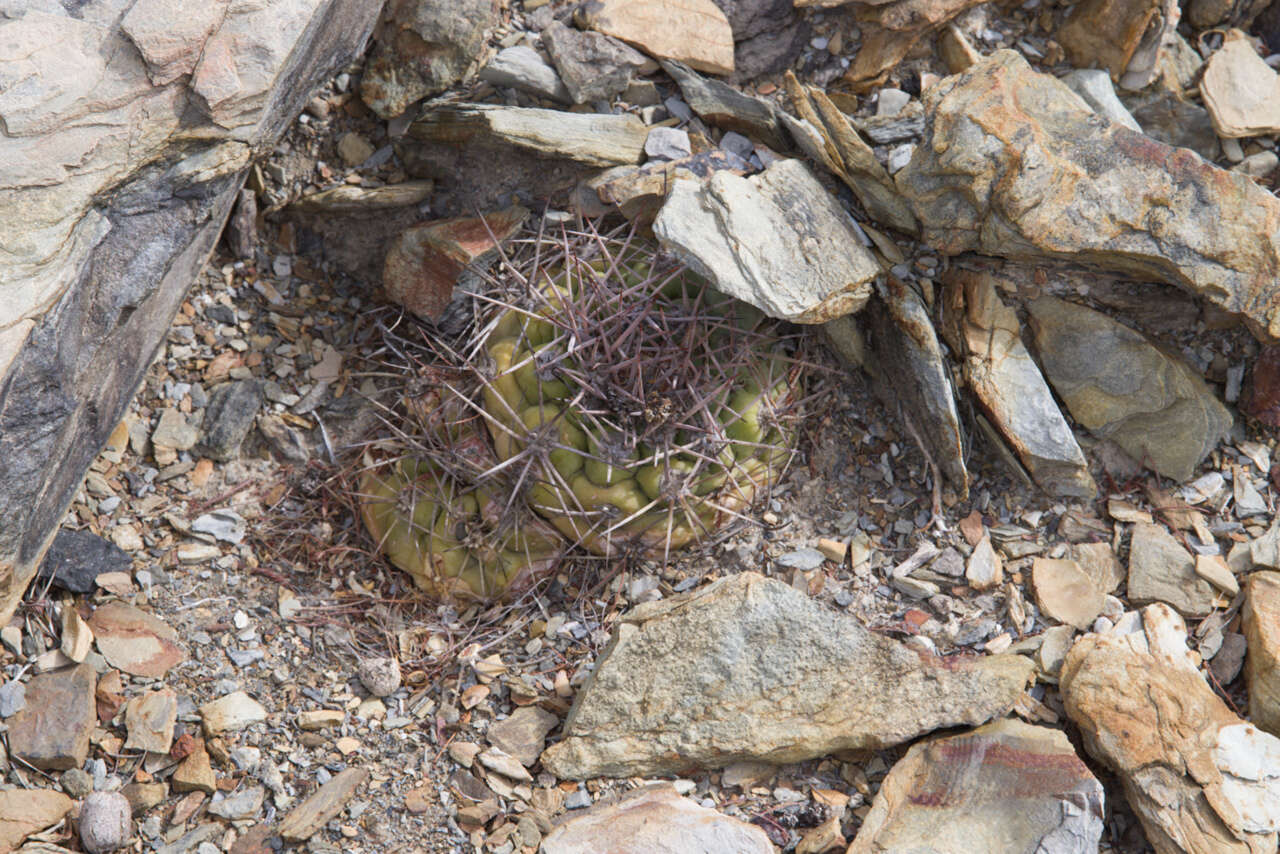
[0,789,73,851]
[653,158,879,324]
[542,784,772,853]
[895,49,1280,341]
[943,271,1095,499]
[867,277,969,498]
[410,104,649,168]
[88,602,186,678]
[487,706,560,767]
[1244,571,1280,737]
[848,718,1104,853]
[1026,296,1231,483]
[1062,605,1280,853]
[9,662,95,771]
[200,690,269,735]
[578,0,735,76]
[1201,32,1280,138]
[540,572,1033,778]
[278,767,368,843]
[125,688,178,754]
[34,529,132,594]
[1128,523,1218,618]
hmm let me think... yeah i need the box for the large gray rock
[895,50,1280,341]
[1128,523,1218,618]
[652,158,880,324]
[849,718,1104,854]
[540,572,1033,779]
[943,271,1095,499]
[0,0,380,626]
[1025,296,1231,483]
[360,0,498,119]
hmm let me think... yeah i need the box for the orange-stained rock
[896,50,1280,342]
[382,206,527,320]
[848,718,1103,853]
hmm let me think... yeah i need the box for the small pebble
[357,656,401,698]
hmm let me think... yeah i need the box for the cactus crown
[359,222,805,602]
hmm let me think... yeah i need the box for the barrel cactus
[360,227,802,601]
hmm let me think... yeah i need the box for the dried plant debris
[357,224,806,601]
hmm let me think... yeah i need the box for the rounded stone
[357,657,401,698]
[79,790,132,853]
[61,767,93,799]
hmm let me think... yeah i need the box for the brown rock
[172,742,216,794]
[1201,30,1280,138]
[0,789,73,851]
[382,206,527,320]
[541,783,772,853]
[9,662,95,771]
[121,782,168,816]
[229,823,277,854]
[577,0,735,76]
[942,271,1095,499]
[1031,558,1106,630]
[842,0,985,90]
[896,50,1280,342]
[487,706,560,766]
[60,604,93,663]
[848,718,1103,853]
[1061,607,1280,853]
[1244,571,1280,736]
[541,573,1032,779]
[87,602,185,678]
[1057,0,1177,88]
[124,688,177,754]
[278,767,368,843]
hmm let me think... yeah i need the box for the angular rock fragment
[542,21,651,105]
[782,76,918,235]
[540,573,1032,778]
[661,60,789,151]
[848,718,1104,853]
[409,104,649,168]
[896,50,1280,341]
[125,688,178,754]
[0,789,73,851]
[279,767,368,843]
[9,663,95,771]
[585,150,748,223]
[34,529,133,595]
[576,0,735,76]
[1026,297,1231,483]
[479,45,572,103]
[1061,69,1142,132]
[1057,0,1178,89]
[841,0,987,91]
[200,691,269,735]
[866,277,968,498]
[1062,605,1280,853]
[382,206,527,320]
[360,0,498,118]
[1128,523,1218,618]
[652,159,879,323]
[542,784,773,853]
[1031,558,1105,630]
[88,602,186,678]
[487,706,560,767]
[942,271,1095,499]
[1201,31,1280,138]
[1244,571,1280,736]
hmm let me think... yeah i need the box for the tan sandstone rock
[541,572,1032,779]
[1244,571,1280,737]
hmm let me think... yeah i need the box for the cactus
[360,226,802,601]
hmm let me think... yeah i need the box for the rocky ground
[5,0,1280,853]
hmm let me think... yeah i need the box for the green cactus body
[359,452,564,602]
[480,247,796,558]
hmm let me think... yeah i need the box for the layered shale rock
[0,0,381,625]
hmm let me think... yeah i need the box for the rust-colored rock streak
[896,50,1280,341]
